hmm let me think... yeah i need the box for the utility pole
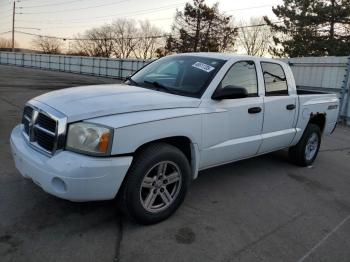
[12,1,16,52]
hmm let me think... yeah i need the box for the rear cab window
[261,62,289,96]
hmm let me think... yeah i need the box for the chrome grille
[34,127,55,152]
[21,102,67,156]
[37,113,57,133]
[22,106,33,135]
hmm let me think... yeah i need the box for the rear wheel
[120,143,191,224]
[289,124,321,166]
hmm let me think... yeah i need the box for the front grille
[23,106,33,118]
[34,128,55,152]
[21,105,63,155]
[37,113,57,132]
[22,106,33,135]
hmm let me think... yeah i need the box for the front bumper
[10,125,133,202]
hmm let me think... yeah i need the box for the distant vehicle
[11,53,339,224]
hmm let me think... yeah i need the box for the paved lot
[1,64,350,262]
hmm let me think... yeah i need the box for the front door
[200,60,264,169]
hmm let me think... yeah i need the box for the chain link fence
[0,52,151,79]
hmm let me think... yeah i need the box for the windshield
[128,55,226,98]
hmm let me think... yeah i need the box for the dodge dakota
[10,53,339,224]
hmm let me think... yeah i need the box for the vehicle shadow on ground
[117,150,304,261]
[0,150,292,262]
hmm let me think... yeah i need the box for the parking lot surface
[1,64,350,262]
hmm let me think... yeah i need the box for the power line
[14,21,282,41]
[18,15,176,30]
[15,30,172,40]
[224,5,272,13]
[18,0,129,15]
[16,2,186,23]
[28,15,279,32]
[23,16,174,30]
[0,31,12,35]
[20,0,89,9]
[236,21,283,29]
[15,2,270,26]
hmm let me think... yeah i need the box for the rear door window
[261,62,288,96]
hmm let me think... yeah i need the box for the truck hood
[33,84,201,122]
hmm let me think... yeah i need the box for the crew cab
[10,53,339,224]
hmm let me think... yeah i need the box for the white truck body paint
[10,53,339,201]
[33,84,201,122]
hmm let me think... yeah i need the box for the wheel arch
[133,136,200,180]
[308,113,326,133]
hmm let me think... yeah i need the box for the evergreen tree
[264,0,350,57]
[165,0,237,54]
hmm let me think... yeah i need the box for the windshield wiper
[143,80,176,94]
[125,77,139,86]
[126,78,140,86]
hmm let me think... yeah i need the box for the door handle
[286,104,296,110]
[248,107,262,114]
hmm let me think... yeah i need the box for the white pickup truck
[11,53,339,224]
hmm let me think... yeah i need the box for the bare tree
[32,36,63,54]
[0,37,16,49]
[72,19,163,59]
[133,20,163,59]
[73,25,115,57]
[111,19,139,59]
[238,17,271,56]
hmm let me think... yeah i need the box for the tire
[288,124,321,167]
[119,142,191,225]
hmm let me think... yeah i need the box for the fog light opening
[52,177,67,194]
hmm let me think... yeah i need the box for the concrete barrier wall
[0,52,151,79]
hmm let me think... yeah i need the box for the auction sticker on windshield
[192,62,215,73]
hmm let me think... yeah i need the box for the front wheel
[288,124,321,166]
[120,143,191,224]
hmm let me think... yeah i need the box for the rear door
[258,62,297,153]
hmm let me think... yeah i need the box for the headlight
[66,122,113,155]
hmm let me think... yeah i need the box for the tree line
[2,0,349,58]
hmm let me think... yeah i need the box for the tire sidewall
[124,144,191,224]
[303,125,321,166]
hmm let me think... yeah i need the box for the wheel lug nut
[160,188,164,192]
[152,182,156,186]
[158,175,163,180]
[153,189,157,194]
[163,179,168,184]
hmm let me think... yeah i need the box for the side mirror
[212,85,248,100]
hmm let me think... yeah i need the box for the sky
[0,0,282,49]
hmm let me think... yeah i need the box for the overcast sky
[0,0,282,49]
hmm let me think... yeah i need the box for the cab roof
[174,52,279,63]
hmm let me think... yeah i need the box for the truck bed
[296,86,337,95]
[296,88,330,95]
